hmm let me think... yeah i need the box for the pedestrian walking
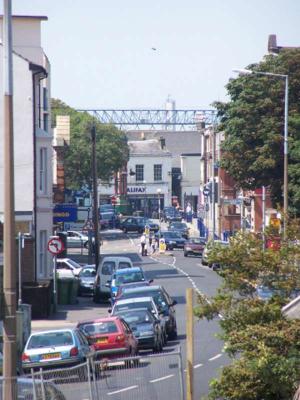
[140,232,146,256]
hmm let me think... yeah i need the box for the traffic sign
[111,195,117,205]
[203,187,210,197]
[82,219,94,232]
[47,237,64,255]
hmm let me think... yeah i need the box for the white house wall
[0,48,34,216]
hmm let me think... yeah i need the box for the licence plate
[97,337,108,344]
[41,353,61,360]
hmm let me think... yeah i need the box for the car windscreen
[67,259,81,268]
[122,291,168,310]
[171,223,186,229]
[27,331,74,349]
[189,239,205,244]
[79,321,118,336]
[118,262,132,269]
[164,232,182,238]
[115,310,154,325]
[80,268,96,277]
[114,301,153,313]
[115,271,144,285]
[101,261,116,275]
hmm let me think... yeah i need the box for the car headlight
[185,247,192,251]
[169,241,175,244]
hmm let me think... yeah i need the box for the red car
[184,237,206,257]
[77,317,138,359]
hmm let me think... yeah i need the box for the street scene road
[29,227,229,399]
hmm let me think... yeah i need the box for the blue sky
[5,0,300,110]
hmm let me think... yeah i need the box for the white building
[0,16,53,280]
[180,153,201,211]
[127,139,172,216]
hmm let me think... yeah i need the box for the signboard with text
[53,204,78,223]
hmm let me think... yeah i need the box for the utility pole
[3,1,17,398]
[91,126,100,269]
[211,127,216,241]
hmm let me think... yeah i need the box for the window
[135,165,144,181]
[43,113,48,132]
[39,147,47,194]
[39,230,47,277]
[154,164,162,181]
[43,87,48,111]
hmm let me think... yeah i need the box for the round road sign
[203,187,210,197]
[47,237,64,255]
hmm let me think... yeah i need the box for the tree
[194,224,300,399]
[214,49,300,214]
[51,99,129,189]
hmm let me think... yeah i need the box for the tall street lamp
[233,68,289,237]
[90,126,100,269]
[157,188,161,231]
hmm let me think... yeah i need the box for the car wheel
[93,292,101,303]
[168,326,178,340]
[184,251,188,257]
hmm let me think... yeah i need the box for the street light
[157,188,162,230]
[233,68,289,237]
[90,126,100,269]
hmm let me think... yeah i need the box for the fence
[21,348,183,400]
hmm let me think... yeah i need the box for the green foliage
[51,99,129,189]
[195,223,300,399]
[215,49,300,214]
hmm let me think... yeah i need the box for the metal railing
[23,348,183,400]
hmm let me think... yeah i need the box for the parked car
[184,237,206,257]
[118,285,178,339]
[113,308,163,352]
[162,207,182,223]
[120,217,159,233]
[22,329,90,372]
[0,377,66,400]
[56,258,83,276]
[66,231,89,248]
[93,256,133,302]
[202,240,229,268]
[110,297,167,344]
[77,317,138,358]
[115,281,153,302]
[78,266,96,296]
[109,267,146,302]
[168,222,189,239]
[156,231,186,250]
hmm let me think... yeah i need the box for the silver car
[22,329,91,372]
[66,231,89,248]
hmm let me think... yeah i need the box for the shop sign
[127,186,146,194]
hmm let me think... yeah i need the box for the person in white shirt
[140,233,146,256]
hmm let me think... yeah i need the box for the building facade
[0,16,53,280]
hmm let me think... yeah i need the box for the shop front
[127,185,167,218]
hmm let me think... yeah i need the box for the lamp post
[143,180,147,217]
[157,188,161,231]
[90,126,100,269]
[233,68,289,237]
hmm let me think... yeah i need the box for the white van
[93,256,133,302]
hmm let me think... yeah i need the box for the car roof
[77,316,120,325]
[115,267,142,274]
[101,256,132,262]
[114,307,149,313]
[123,285,161,294]
[29,328,75,336]
[115,296,154,305]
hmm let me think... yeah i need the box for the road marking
[107,385,138,395]
[194,363,203,369]
[150,374,174,383]
[209,353,222,361]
